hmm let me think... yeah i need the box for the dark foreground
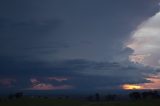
[0,98,160,106]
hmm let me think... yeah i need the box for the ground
[0,98,160,106]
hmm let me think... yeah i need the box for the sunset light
[122,84,143,90]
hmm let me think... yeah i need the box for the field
[0,98,160,106]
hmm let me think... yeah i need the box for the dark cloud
[0,56,157,92]
[0,0,159,62]
[0,18,62,33]
[0,0,160,93]
[0,18,67,60]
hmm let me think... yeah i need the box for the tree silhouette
[14,92,23,99]
[87,95,93,101]
[95,93,100,101]
[142,91,159,99]
[8,94,14,100]
[65,96,69,99]
[129,92,141,100]
[105,94,116,101]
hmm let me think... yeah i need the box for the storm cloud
[0,0,160,93]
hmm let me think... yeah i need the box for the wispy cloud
[0,78,16,87]
[29,83,73,90]
[47,77,68,82]
[28,77,72,90]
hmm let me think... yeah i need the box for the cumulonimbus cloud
[126,10,160,67]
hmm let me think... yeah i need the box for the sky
[0,0,160,94]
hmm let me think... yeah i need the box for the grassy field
[0,98,160,106]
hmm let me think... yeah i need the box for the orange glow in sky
[122,75,160,90]
[122,84,143,90]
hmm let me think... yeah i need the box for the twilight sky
[0,0,160,94]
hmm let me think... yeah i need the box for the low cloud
[0,56,159,92]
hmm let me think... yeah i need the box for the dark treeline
[129,90,160,100]
[1,90,160,102]
[87,90,160,101]
[8,92,23,100]
[87,93,117,101]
